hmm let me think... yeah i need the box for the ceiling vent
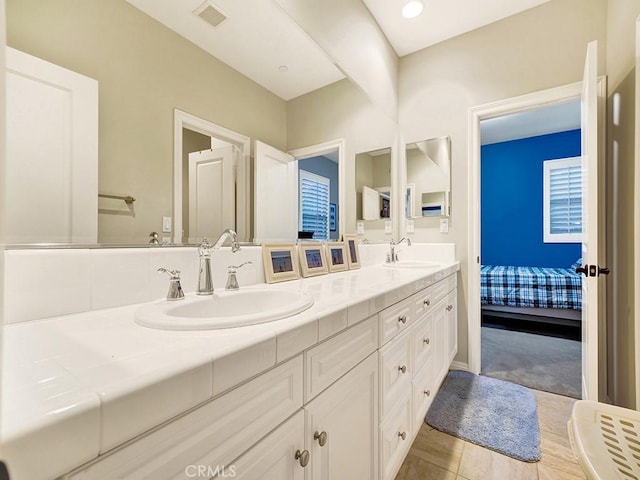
[193,0,227,28]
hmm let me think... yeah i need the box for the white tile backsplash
[91,249,152,310]
[3,243,454,324]
[4,249,92,324]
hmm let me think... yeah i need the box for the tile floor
[395,389,586,480]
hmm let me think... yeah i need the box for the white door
[5,47,98,243]
[580,40,606,401]
[187,145,235,243]
[254,140,297,242]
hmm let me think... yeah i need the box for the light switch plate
[406,220,415,233]
[357,222,364,235]
[162,216,172,233]
[384,221,392,234]
[440,218,449,233]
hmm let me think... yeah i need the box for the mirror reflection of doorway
[182,128,238,244]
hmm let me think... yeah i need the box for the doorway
[468,72,607,400]
[173,110,250,244]
[479,100,583,397]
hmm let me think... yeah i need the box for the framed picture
[326,242,348,272]
[298,242,329,277]
[262,243,300,283]
[330,203,337,231]
[342,234,361,269]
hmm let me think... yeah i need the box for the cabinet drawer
[379,328,412,420]
[412,362,436,428]
[379,395,412,480]
[412,313,433,372]
[379,297,413,345]
[430,280,449,307]
[64,356,303,480]
[413,286,434,319]
[305,315,378,402]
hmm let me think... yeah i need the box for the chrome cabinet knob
[398,315,407,324]
[398,432,407,440]
[398,365,407,374]
[314,430,328,447]
[446,304,453,311]
[295,449,310,467]
[424,389,431,397]
[423,299,430,306]
[423,338,430,345]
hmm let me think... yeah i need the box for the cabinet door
[445,289,458,364]
[222,410,305,480]
[432,299,448,386]
[305,353,378,480]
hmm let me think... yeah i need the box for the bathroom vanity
[1,244,458,480]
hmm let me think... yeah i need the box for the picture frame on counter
[262,243,300,283]
[298,242,329,277]
[342,234,361,269]
[326,242,348,273]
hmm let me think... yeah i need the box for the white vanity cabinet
[58,271,457,480]
[379,273,458,480]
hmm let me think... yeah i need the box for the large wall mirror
[4,0,355,247]
[355,147,392,223]
[405,136,452,219]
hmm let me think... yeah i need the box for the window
[543,156,582,243]
[299,170,330,240]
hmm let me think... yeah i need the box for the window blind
[543,156,582,243]
[549,164,582,234]
[299,170,330,240]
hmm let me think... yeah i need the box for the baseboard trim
[450,360,469,371]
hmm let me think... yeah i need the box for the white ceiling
[480,100,581,145]
[127,0,552,101]
[362,0,551,57]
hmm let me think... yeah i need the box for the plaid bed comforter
[480,265,582,310]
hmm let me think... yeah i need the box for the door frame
[288,138,346,240]
[635,15,640,407]
[173,109,250,244]
[467,79,606,379]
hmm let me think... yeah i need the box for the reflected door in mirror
[6,47,98,244]
[187,146,236,244]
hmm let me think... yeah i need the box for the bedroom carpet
[481,325,581,399]
[425,370,541,462]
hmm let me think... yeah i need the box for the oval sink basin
[383,260,441,269]
[135,288,314,330]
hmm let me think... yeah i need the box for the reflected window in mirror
[355,147,392,221]
[405,136,451,218]
[298,154,339,240]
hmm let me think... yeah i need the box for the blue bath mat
[426,370,541,462]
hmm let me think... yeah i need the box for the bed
[480,265,582,326]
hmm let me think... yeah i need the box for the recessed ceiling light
[402,0,424,19]
[278,65,289,72]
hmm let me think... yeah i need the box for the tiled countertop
[1,260,459,480]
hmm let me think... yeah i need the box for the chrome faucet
[387,237,412,263]
[158,268,185,301]
[197,230,241,295]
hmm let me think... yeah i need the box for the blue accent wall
[481,129,582,267]
[298,156,339,240]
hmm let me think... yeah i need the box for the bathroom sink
[135,288,314,330]
[383,260,441,269]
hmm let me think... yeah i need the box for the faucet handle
[226,261,252,290]
[157,268,184,300]
[228,261,253,272]
[158,267,181,279]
